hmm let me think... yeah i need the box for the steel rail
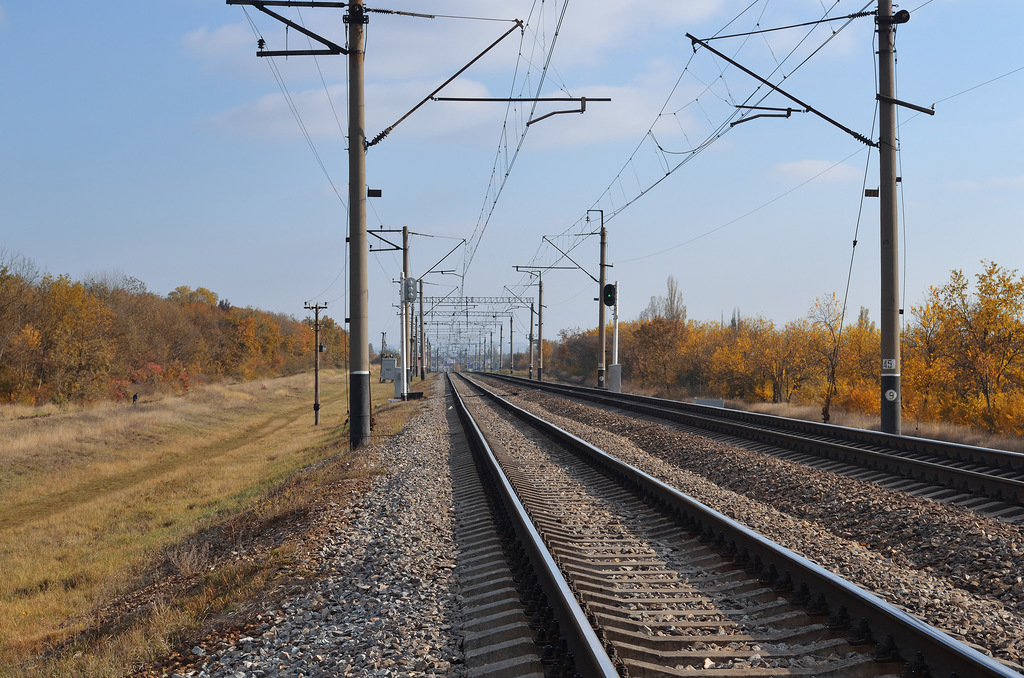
[487,374,1024,507]
[461,373,1022,678]
[446,374,619,677]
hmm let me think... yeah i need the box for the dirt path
[0,387,347,532]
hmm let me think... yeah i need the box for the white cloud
[182,22,308,80]
[772,159,861,183]
[204,52,697,151]
[183,23,253,59]
[994,175,1024,187]
[947,175,1024,192]
[202,1,856,152]
[207,84,343,140]
[523,0,722,68]
[946,179,982,192]
[205,77,502,143]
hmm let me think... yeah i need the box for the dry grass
[0,371,425,677]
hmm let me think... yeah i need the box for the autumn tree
[549,327,597,379]
[708,316,785,401]
[922,262,1024,432]
[0,263,340,404]
[764,319,814,404]
[618,276,688,390]
[29,275,116,402]
[167,285,219,306]
[833,308,880,415]
[806,293,845,422]
[0,252,40,369]
[903,292,954,422]
[620,316,687,390]
[639,275,686,323]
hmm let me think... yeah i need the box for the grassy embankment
[0,370,421,677]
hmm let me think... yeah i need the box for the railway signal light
[403,277,418,302]
[602,283,616,307]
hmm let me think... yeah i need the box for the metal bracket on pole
[542,236,599,284]
[688,32,876,147]
[367,21,524,148]
[227,0,348,56]
[431,96,611,127]
[368,229,404,252]
[876,94,935,116]
[731,105,806,127]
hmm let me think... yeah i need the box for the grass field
[0,370,419,677]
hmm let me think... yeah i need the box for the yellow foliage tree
[33,275,115,402]
[926,262,1024,433]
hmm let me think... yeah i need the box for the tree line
[546,262,1024,437]
[0,254,347,405]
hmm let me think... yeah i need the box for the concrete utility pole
[537,275,544,381]
[513,270,544,379]
[305,302,327,425]
[878,0,901,435]
[419,279,426,379]
[509,315,514,375]
[529,302,535,379]
[347,0,371,448]
[402,226,413,388]
[596,211,607,389]
[684,8,925,434]
[399,275,409,400]
[225,0,367,446]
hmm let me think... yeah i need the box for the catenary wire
[531,0,872,277]
[461,0,568,280]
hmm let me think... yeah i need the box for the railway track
[446,373,1021,677]
[480,374,1024,523]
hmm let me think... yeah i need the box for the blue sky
[2,1,1022,353]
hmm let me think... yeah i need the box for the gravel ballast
[154,374,1024,675]
[160,379,465,678]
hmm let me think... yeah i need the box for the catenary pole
[878,0,901,434]
[537,275,544,381]
[529,302,535,379]
[419,279,426,379]
[509,315,514,375]
[402,226,411,393]
[347,0,371,448]
[598,214,607,388]
[399,276,408,400]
